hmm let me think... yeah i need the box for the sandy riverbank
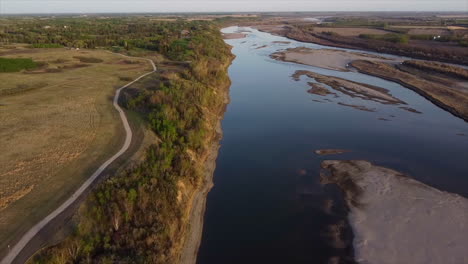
[271,47,396,72]
[321,160,468,264]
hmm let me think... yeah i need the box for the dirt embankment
[321,160,468,264]
[350,60,468,122]
[260,25,468,65]
[271,47,395,72]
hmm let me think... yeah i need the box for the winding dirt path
[1,53,156,264]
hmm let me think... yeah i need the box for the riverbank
[321,160,468,264]
[179,59,232,264]
[255,24,468,65]
[351,60,468,122]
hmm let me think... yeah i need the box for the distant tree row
[0,17,219,61]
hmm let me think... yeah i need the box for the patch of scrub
[321,160,468,264]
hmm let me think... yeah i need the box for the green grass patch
[0,57,38,72]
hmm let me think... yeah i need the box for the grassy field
[0,46,153,255]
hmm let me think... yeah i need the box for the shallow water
[196,27,468,264]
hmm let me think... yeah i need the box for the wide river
[196,27,468,264]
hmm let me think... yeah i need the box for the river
[196,26,468,264]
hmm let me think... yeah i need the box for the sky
[0,0,467,14]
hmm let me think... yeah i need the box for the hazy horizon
[1,0,467,14]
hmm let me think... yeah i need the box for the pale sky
[0,0,467,14]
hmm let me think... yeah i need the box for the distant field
[0,46,152,253]
[313,27,389,37]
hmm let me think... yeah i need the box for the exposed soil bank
[321,160,468,264]
[351,60,468,122]
[271,47,395,72]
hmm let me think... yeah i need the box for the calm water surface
[196,27,468,264]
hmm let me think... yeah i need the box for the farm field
[0,46,152,255]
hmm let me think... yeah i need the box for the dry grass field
[0,46,152,252]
